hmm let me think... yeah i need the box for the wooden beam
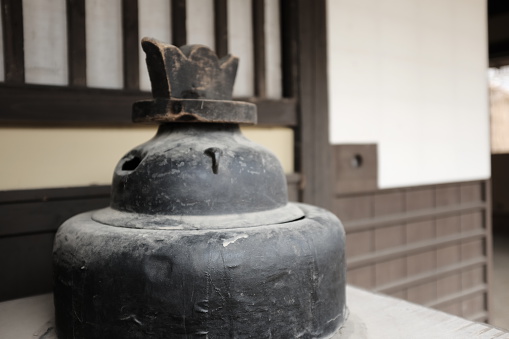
[121,0,139,90]
[0,84,297,126]
[280,0,298,98]
[252,0,266,97]
[1,0,25,83]
[238,97,297,126]
[66,0,87,86]
[0,185,111,204]
[484,180,494,323]
[214,0,228,57]
[0,84,147,125]
[294,0,332,208]
[172,0,187,47]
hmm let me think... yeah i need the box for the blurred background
[0,0,508,330]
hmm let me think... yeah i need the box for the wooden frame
[0,83,297,126]
[284,0,332,208]
[1,0,25,83]
[0,0,298,127]
[66,0,86,86]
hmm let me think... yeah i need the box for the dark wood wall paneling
[122,0,139,90]
[1,0,25,83]
[291,0,332,208]
[171,0,187,47]
[66,0,86,86]
[280,0,297,99]
[335,181,492,323]
[252,0,266,98]
[0,186,110,301]
[488,0,509,66]
[491,154,509,228]
[213,0,228,58]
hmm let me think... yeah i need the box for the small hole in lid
[122,156,142,171]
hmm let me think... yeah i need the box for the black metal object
[53,38,346,338]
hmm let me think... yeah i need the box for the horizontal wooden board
[0,233,55,301]
[335,180,491,321]
[0,85,297,126]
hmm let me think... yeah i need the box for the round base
[53,204,346,338]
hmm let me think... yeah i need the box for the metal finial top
[142,37,238,100]
[133,37,257,124]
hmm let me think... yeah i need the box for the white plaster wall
[327,0,490,188]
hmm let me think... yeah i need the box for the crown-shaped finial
[133,38,256,124]
[142,37,238,100]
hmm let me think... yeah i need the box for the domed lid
[92,38,303,229]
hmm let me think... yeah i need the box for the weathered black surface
[54,204,346,339]
[132,99,256,124]
[53,40,346,338]
[142,39,237,100]
[137,39,257,124]
[109,123,286,218]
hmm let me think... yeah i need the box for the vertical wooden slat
[66,0,86,86]
[483,180,493,323]
[214,0,228,57]
[301,0,331,208]
[252,0,266,97]
[280,0,298,98]
[1,0,24,83]
[121,0,139,90]
[172,0,187,47]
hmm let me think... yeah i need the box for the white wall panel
[327,0,490,188]
[23,0,68,85]
[265,0,282,99]
[138,0,171,91]
[86,0,123,89]
[187,0,214,47]
[228,0,254,97]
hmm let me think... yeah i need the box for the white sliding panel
[265,0,282,99]
[23,0,68,85]
[138,0,171,91]
[187,0,214,47]
[86,0,123,89]
[228,0,254,97]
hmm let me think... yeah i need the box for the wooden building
[0,0,503,326]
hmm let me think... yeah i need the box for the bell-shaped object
[53,38,346,338]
